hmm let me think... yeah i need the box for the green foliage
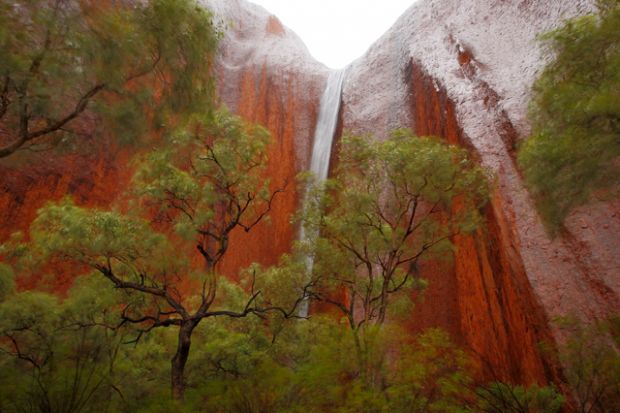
[300,130,488,331]
[386,328,473,413]
[0,277,469,412]
[191,318,473,413]
[554,316,620,413]
[0,276,128,413]
[0,262,15,300]
[31,198,173,272]
[518,0,620,230]
[476,382,564,413]
[0,0,220,158]
[133,109,273,247]
[16,108,295,401]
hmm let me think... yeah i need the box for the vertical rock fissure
[298,68,346,317]
[406,59,563,385]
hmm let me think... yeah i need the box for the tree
[518,0,620,230]
[0,272,128,413]
[0,0,219,159]
[297,130,488,384]
[554,316,620,413]
[192,316,475,413]
[475,382,564,413]
[384,328,474,413]
[20,110,304,401]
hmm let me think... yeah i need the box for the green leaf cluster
[476,382,564,413]
[299,130,489,330]
[191,318,475,413]
[0,275,129,413]
[554,316,620,413]
[518,0,620,230]
[0,263,15,300]
[30,197,178,280]
[0,0,220,157]
[133,109,272,244]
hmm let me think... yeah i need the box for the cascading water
[308,69,346,183]
[298,68,346,317]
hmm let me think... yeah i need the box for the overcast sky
[248,0,416,69]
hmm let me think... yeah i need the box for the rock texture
[341,0,619,383]
[0,141,135,291]
[1,0,618,391]
[0,0,328,288]
[201,0,328,274]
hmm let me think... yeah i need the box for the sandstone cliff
[341,0,619,384]
[0,0,328,287]
[0,0,617,390]
[201,0,328,274]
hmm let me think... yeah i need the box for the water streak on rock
[299,68,345,317]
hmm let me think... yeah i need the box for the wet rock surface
[0,0,328,286]
[1,0,618,387]
[341,0,618,383]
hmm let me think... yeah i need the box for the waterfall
[309,69,346,183]
[299,69,346,317]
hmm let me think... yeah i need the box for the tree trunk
[171,320,198,401]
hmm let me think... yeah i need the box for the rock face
[341,0,619,384]
[201,0,328,274]
[0,0,328,288]
[1,0,618,391]
[0,141,136,291]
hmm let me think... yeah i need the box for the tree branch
[95,263,188,320]
[27,83,106,141]
[0,83,106,158]
[238,183,287,232]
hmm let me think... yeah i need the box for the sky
[248,0,416,69]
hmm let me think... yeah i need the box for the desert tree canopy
[519,0,620,230]
[0,0,220,158]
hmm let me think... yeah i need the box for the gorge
[205,0,620,385]
[0,0,618,408]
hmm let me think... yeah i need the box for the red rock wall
[4,0,612,397]
[405,61,562,385]
[0,142,134,291]
[0,71,320,292]
[218,64,320,276]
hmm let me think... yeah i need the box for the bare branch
[26,83,106,141]
[95,263,189,320]
[0,83,105,158]
[238,183,287,232]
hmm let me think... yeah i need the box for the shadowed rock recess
[1,0,618,387]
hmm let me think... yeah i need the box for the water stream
[298,69,346,317]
